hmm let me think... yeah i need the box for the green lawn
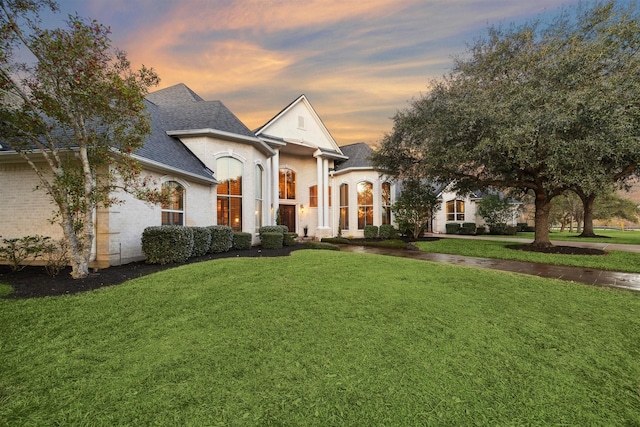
[1,250,639,426]
[416,238,640,273]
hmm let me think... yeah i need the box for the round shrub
[141,226,194,265]
[261,232,283,249]
[278,225,289,233]
[208,225,234,253]
[233,232,252,250]
[283,232,298,246]
[364,225,379,239]
[190,227,211,257]
[379,224,398,239]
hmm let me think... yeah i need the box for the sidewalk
[429,233,640,253]
[338,239,640,292]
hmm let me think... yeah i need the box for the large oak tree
[0,0,161,278]
[372,0,640,247]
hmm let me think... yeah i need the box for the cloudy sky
[42,1,609,145]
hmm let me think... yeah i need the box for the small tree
[392,179,440,239]
[477,194,517,233]
[0,1,161,278]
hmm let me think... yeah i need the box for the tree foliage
[0,0,160,278]
[391,179,440,239]
[477,193,517,231]
[371,0,640,248]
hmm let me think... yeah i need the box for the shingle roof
[157,101,256,138]
[146,83,204,105]
[334,142,373,171]
[134,100,214,181]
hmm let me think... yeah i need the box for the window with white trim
[446,199,465,221]
[161,181,185,225]
[217,157,243,231]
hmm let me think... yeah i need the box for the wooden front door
[279,205,296,232]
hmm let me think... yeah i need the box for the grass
[416,238,640,273]
[1,250,640,426]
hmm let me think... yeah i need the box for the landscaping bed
[1,244,300,299]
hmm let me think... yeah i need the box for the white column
[316,156,324,227]
[265,157,272,225]
[272,151,279,225]
[322,158,330,228]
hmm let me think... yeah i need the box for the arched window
[357,181,373,229]
[161,181,185,225]
[255,165,263,232]
[446,199,465,221]
[382,182,391,225]
[339,183,349,229]
[217,157,243,231]
[279,168,296,200]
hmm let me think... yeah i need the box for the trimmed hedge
[459,222,476,235]
[261,232,283,249]
[379,224,398,240]
[259,226,284,235]
[489,223,508,235]
[364,225,379,239]
[233,232,252,250]
[208,225,234,253]
[190,227,211,257]
[476,226,487,235]
[445,223,461,234]
[142,226,194,265]
[283,232,298,246]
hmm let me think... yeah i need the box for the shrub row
[141,225,251,265]
[359,224,399,240]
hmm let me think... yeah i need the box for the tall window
[309,185,332,208]
[255,165,263,232]
[339,183,349,230]
[382,182,391,225]
[446,199,465,221]
[309,185,318,207]
[279,168,296,200]
[357,181,373,229]
[161,181,184,225]
[217,157,243,231]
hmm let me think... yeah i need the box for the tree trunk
[579,193,597,237]
[532,191,553,248]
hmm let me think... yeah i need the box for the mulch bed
[505,244,606,256]
[2,238,605,299]
[1,245,300,299]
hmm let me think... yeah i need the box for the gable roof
[255,94,343,155]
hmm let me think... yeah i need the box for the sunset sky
[41,1,617,146]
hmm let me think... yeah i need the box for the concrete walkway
[430,233,640,253]
[338,237,640,292]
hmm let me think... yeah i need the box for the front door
[279,205,296,232]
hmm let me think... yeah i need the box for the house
[0,83,485,268]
